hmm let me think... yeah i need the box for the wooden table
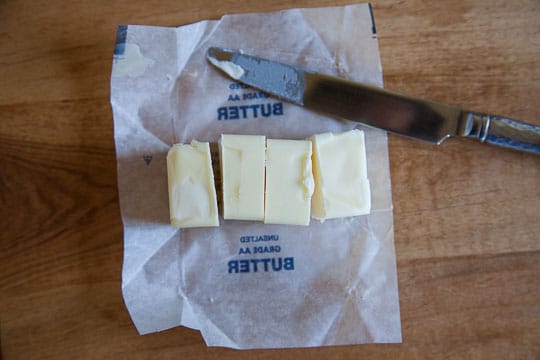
[1,0,539,358]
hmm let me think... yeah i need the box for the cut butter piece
[166,141,219,228]
[311,129,371,221]
[219,134,266,221]
[264,139,314,226]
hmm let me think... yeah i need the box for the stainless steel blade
[207,47,540,154]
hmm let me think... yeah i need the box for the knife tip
[206,46,234,61]
[206,47,245,80]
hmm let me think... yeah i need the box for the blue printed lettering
[284,257,294,270]
[217,102,284,120]
[260,104,271,117]
[239,260,250,273]
[239,234,279,243]
[227,257,295,273]
[260,258,271,272]
[238,247,251,255]
[228,260,238,273]
[273,102,283,115]
[249,104,259,118]
[229,106,239,120]
[243,92,270,100]
[240,236,250,243]
[229,82,249,90]
[239,105,248,118]
[253,245,280,254]
[217,107,228,120]
[271,258,282,271]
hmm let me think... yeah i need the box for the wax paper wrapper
[110,3,401,349]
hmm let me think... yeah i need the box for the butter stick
[264,139,314,226]
[219,134,266,221]
[167,141,219,228]
[311,130,371,221]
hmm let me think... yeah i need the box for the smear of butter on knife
[207,56,245,80]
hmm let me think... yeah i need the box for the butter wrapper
[111,3,401,349]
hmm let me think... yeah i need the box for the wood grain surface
[1,0,539,359]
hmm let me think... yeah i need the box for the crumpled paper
[110,3,401,349]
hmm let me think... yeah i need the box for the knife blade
[207,47,540,155]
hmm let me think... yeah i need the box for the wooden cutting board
[1,0,539,358]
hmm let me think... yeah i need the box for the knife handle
[462,112,540,155]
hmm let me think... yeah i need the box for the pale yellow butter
[264,139,314,226]
[166,141,219,228]
[219,134,266,221]
[311,129,371,221]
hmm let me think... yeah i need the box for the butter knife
[207,47,540,155]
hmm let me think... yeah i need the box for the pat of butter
[167,141,219,228]
[207,57,245,80]
[219,134,266,221]
[264,139,314,226]
[311,129,371,221]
